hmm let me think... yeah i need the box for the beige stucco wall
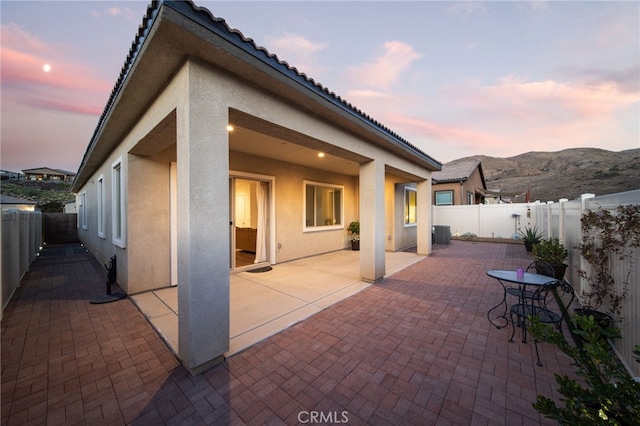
[230,151,358,263]
[127,145,175,293]
[76,59,433,293]
[384,176,419,251]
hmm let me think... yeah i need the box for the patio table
[486,269,557,330]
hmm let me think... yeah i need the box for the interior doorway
[229,173,274,270]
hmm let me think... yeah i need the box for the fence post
[558,198,568,244]
[545,202,554,238]
[578,194,596,297]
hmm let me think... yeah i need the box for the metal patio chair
[509,279,575,366]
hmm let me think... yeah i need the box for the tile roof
[78,0,440,180]
[432,160,482,183]
[21,167,76,176]
[1,195,37,205]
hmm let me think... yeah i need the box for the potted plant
[518,226,544,252]
[533,237,568,279]
[347,220,360,251]
[575,205,640,328]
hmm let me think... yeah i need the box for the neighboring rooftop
[22,167,76,176]
[0,194,37,205]
[432,160,485,184]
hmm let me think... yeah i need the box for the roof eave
[72,0,441,191]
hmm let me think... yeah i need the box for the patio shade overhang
[72,0,441,192]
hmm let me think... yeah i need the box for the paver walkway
[1,241,577,425]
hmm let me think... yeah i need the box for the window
[304,181,343,230]
[79,192,87,230]
[112,157,126,247]
[405,187,417,226]
[97,175,105,238]
[467,191,474,205]
[435,190,453,206]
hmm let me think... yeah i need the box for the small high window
[467,191,474,205]
[79,192,87,230]
[97,175,105,238]
[112,157,126,247]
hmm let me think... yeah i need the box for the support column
[359,160,385,282]
[416,178,432,255]
[176,63,229,374]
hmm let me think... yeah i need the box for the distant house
[432,160,487,205]
[1,195,37,211]
[22,167,76,183]
[70,0,441,373]
[0,170,21,180]
[63,200,77,214]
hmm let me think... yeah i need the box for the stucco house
[71,0,441,373]
[22,167,76,183]
[432,160,487,205]
[0,195,37,212]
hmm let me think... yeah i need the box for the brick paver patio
[1,241,576,425]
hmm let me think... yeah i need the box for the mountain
[451,148,640,202]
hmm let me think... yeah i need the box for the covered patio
[1,240,576,424]
[130,250,426,357]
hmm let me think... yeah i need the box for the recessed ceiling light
[318,152,325,158]
[226,125,234,132]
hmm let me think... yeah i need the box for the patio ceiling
[229,110,369,176]
[130,110,366,177]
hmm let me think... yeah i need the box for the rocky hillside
[452,148,640,202]
[0,180,74,212]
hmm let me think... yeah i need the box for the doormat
[247,266,272,273]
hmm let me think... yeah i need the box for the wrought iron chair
[505,261,554,301]
[509,280,575,366]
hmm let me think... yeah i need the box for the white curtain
[254,181,268,263]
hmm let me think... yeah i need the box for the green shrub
[529,315,640,425]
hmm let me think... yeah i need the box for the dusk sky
[1,1,639,174]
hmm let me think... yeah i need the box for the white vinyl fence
[433,190,640,376]
[1,210,43,319]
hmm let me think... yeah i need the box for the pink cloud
[90,6,140,23]
[344,74,638,160]
[1,24,112,115]
[387,114,503,152]
[346,41,421,89]
[444,76,639,126]
[24,99,104,116]
[264,32,329,75]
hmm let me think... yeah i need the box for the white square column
[176,64,230,374]
[416,178,432,255]
[359,160,386,282]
